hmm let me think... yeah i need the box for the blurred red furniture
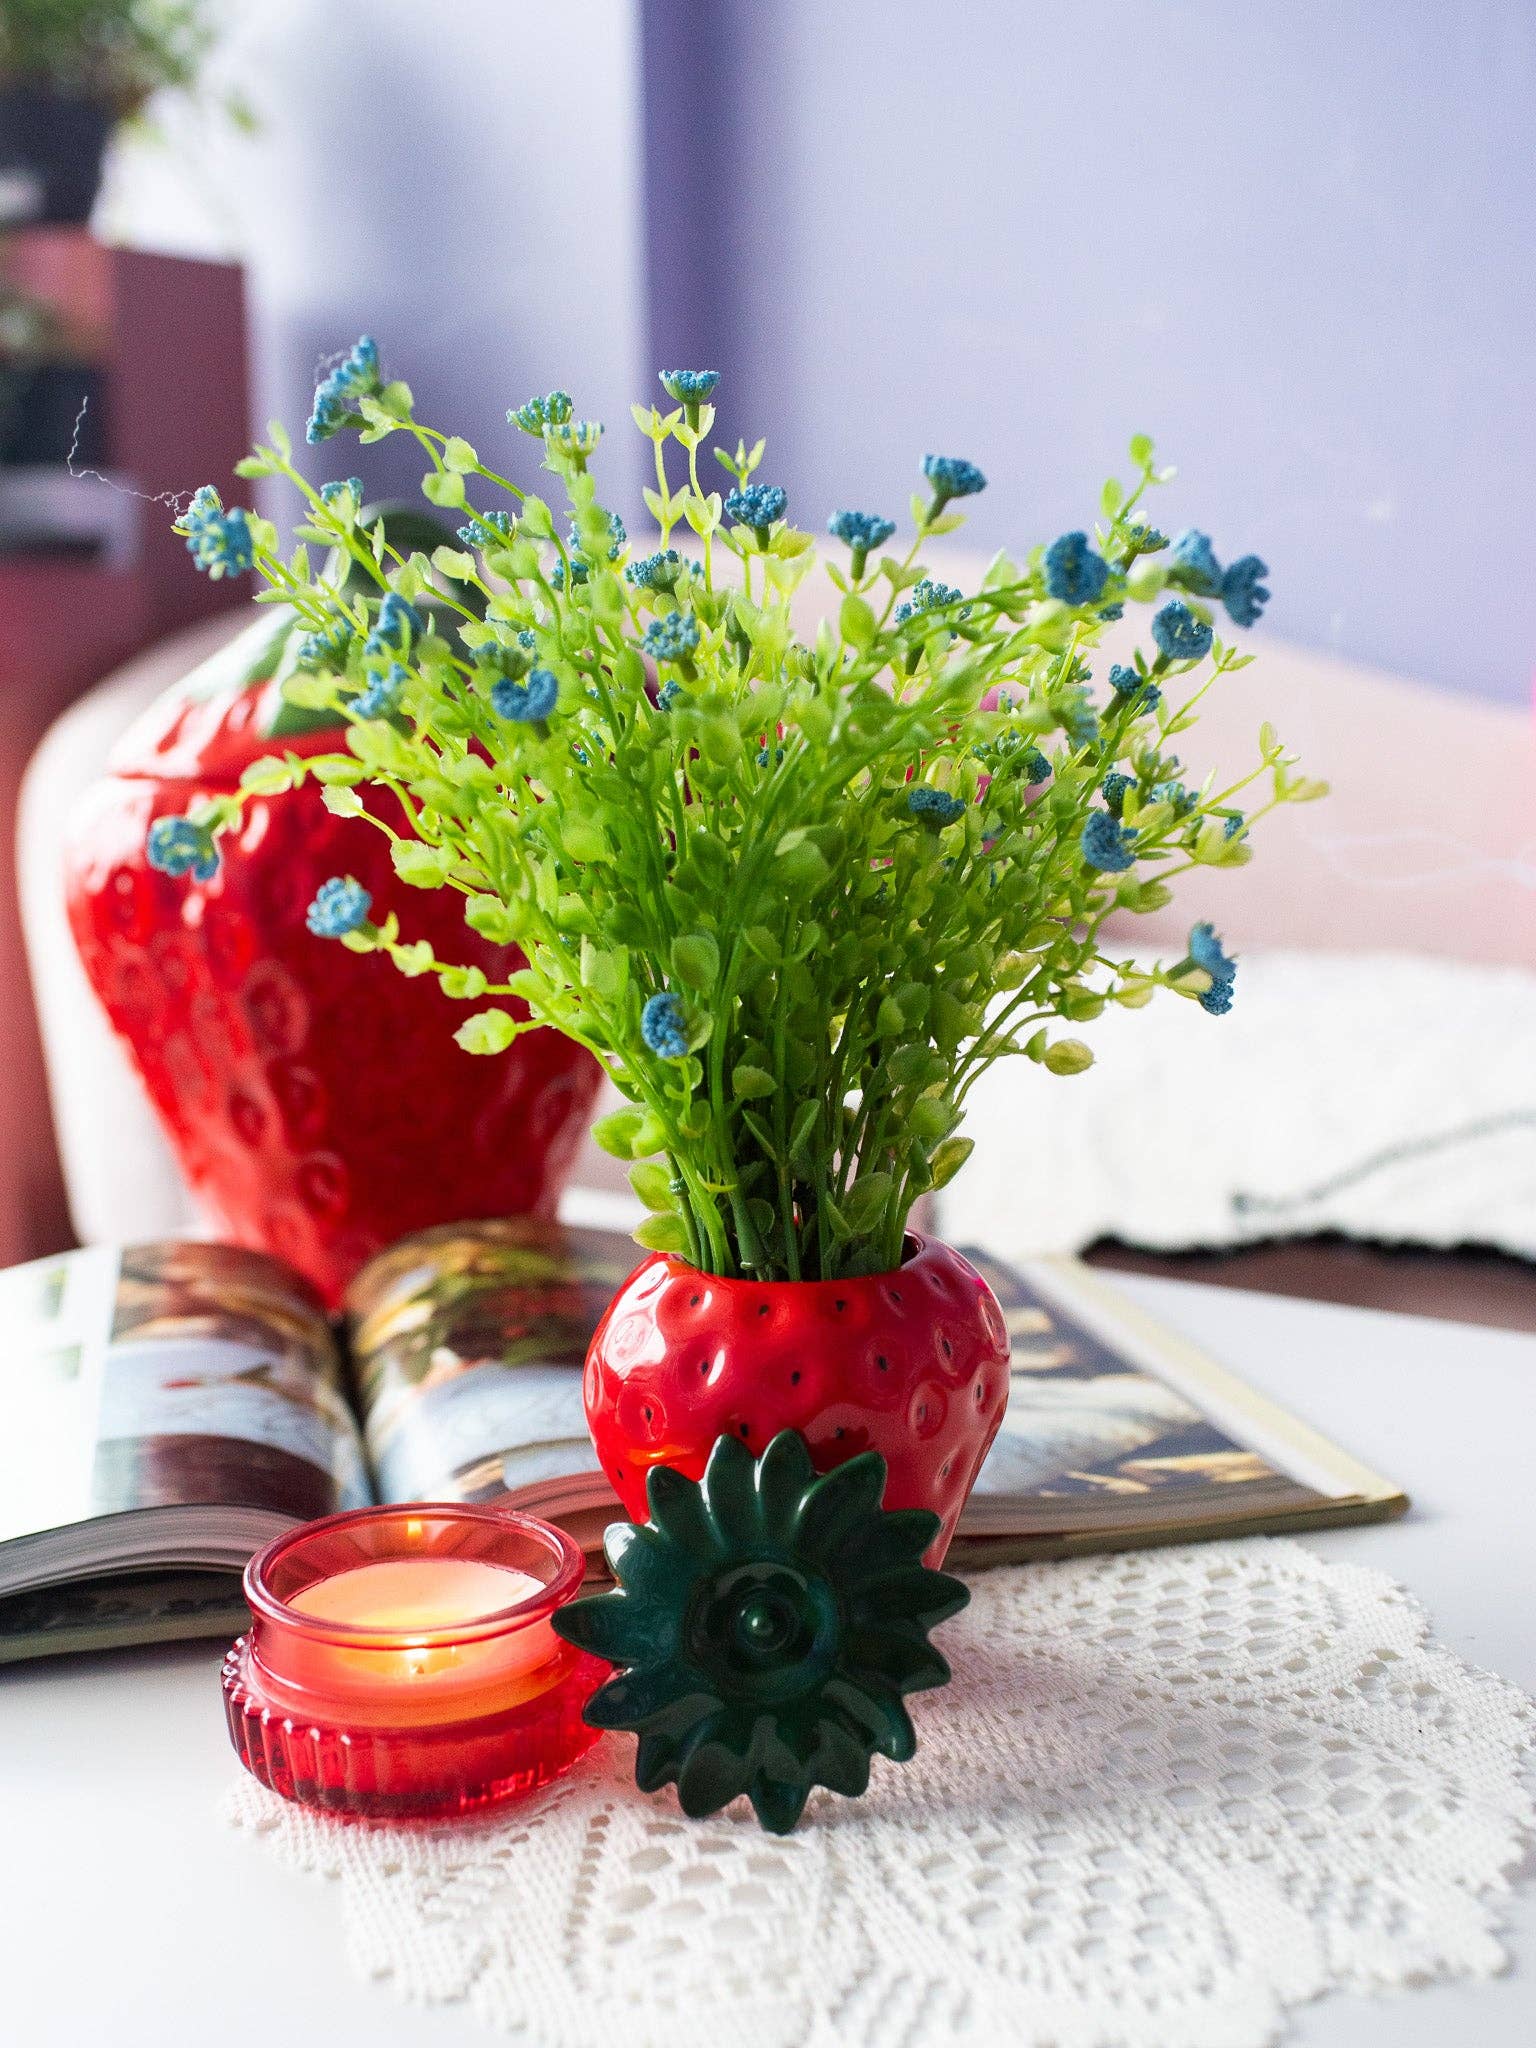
[0,231,247,1263]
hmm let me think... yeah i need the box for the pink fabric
[792,560,1533,966]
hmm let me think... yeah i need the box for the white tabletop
[2,1273,1532,2048]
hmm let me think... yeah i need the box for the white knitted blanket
[939,952,1536,1264]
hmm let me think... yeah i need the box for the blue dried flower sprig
[643,612,702,665]
[492,668,559,722]
[178,486,253,579]
[141,366,1305,1284]
[1044,531,1111,607]
[922,454,987,510]
[1186,921,1238,1015]
[147,815,219,882]
[509,390,574,436]
[307,336,382,444]
[641,991,690,1059]
[725,483,788,539]
[627,549,683,591]
[306,876,372,939]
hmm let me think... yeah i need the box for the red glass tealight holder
[224,1505,606,1820]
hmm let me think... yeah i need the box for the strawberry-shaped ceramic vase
[64,534,601,1306]
[581,1233,1011,1564]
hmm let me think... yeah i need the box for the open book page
[343,1219,642,1519]
[0,1240,368,1600]
[343,1224,1403,1564]
[952,1250,1404,1560]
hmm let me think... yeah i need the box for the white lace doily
[228,1539,1535,2048]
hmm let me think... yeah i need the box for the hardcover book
[0,1221,1406,1661]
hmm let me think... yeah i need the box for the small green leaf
[392,940,435,978]
[442,436,479,473]
[454,1008,516,1054]
[731,1064,775,1100]
[839,594,877,650]
[422,469,467,510]
[1044,1038,1094,1076]
[391,839,453,888]
[629,1161,677,1211]
[672,932,720,989]
[591,1107,646,1159]
[633,1213,691,1255]
[239,755,297,795]
[465,894,526,944]
[928,1137,974,1189]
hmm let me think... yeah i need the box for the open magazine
[0,1220,1406,1661]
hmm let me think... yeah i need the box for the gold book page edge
[1016,1255,1408,1513]
[947,1490,1408,1572]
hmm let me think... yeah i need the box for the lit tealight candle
[225,1505,605,1818]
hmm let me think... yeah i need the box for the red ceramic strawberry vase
[65,608,601,1305]
[583,1233,1011,1564]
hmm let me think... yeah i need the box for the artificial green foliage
[158,351,1325,1280]
[552,1429,968,1834]
[0,0,250,122]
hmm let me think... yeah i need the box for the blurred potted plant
[144,343,1318,1560]
[0,0,249,228]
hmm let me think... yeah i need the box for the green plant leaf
[454,1008,516,1054]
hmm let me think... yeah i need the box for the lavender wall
[643,1,1536,705]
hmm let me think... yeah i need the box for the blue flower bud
[364,589,423,659]
[352,662,407,720]
[508,390,573,436]
[1221,555,1270,628]
[641,990,690,1059]
[1043,531,1110,607]
[827,509,896,555]
[658,369,719,405]
[306,336,382,444]
[1186,921,1237,1015]
[177,486,254,579]
[907,786,967,828]
[1151,600,1213,664]
[1169,528,1222,596]
[921,454,987,506]
[1081,810,1138,872]
[320,477,364,514]
[642,612,702,664]
[458,509,515,549]
[306,875,373,939]
[1101,771,1134,817]
[1150,779,1198,816]
[626,549,683,591]
[146,815,219,883]
[724,483,787,532]
[491,668,559,722]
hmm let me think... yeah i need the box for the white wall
[100,0,648,518]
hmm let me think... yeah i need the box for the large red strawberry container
[582,1234,1011,1563]
[64,600,601,1307]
